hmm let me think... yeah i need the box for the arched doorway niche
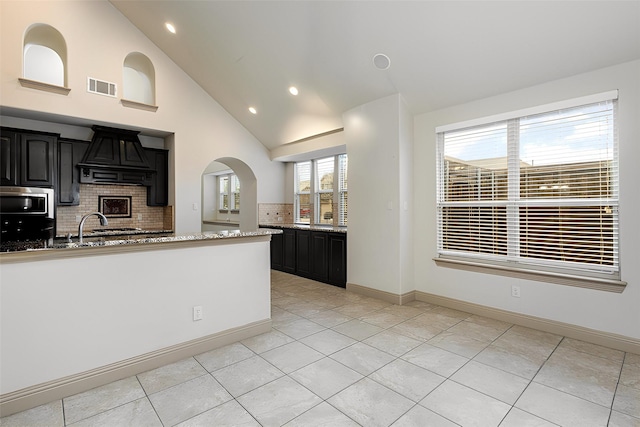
[123,52,156,105]
[201,157,257,233]
[23,23,67,87]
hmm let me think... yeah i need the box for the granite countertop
[52,229,281,249]
[259,223,347,233]
[1,229,282,255]
[58,228,174,239]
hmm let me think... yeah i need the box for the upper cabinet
[0,131,18,186]
[0,128,57,188]
[144,148,169,206]
[57,138,88,205]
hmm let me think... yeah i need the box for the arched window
[123,52,156,105]
[23,24,67,87]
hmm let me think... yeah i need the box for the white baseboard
[414,291,640,355]
[0,319,271,417]
[346,282,640,355]
[346,282,414,305]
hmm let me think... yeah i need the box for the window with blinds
[338,154,348,226]
[294,154,348,226]
[295,161,311,224]
[218,174,240,213]
[436,99,619,279]
[316,157,334,225]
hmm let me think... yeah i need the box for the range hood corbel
[77,125,155,186]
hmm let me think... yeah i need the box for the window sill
[18,78,70,95]
[121,99,158,112]
[433,257,627,293]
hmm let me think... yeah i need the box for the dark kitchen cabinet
[1,128,57,188]
[20,133,56,187]
[144,148,169,206]
[57,138,88,205]
[270,231,284,270]
[0,130,18,186]
[282,228,296,273]
[296,229,312,277]
[327,233,347,286]
[309,232,328,282]
[266,226,346,287]
[268,227,296,273]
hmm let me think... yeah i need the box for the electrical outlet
[511,285,521,298]
[193,306,203,321]
[138,213,143,220]
[75,215,82,222]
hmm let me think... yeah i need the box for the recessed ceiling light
[248,107,257,114]
[289,86,299,96]
[165,22,176,34]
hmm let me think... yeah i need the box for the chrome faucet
[78,212,108,244]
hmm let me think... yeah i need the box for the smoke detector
[373,53,391,70]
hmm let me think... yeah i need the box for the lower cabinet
[267,227,346,287]
[282,229,296,273]
[327,233,347,286]
[309,232,328,283]
[270,232,284,270]
[295,229,311,277]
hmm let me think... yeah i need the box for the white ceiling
[110,1,640,150]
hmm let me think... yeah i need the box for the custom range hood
[78,125,155,185]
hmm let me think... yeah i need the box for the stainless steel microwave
[0,186,54,219]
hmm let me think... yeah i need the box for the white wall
[0,1,285,234]
[344,94,413,296]
[0,239,271,394]
[414,60,640,340]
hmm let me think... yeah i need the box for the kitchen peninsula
[0,229,279,416]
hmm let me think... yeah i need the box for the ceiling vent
[87,77,117,97]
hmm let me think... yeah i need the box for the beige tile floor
[2,270,639,426]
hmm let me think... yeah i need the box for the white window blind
[295,161,311,224]
[316,157,334,224]
[338,154,348,226]
[293,154,348,226]
[231,175,240,211]
[217,173,240,212]
[218,175,229,211]
[437,99,619,279]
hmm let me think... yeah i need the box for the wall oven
[0,186,55,249]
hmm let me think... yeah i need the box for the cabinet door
[145,148,169,206]
[57,139,88,205]
[20,133,56,187]
[310,232,328,282]
[328,233,347,287]
[270,231,284,270]
[0,130,18,186]
[283,229,296,273]
[296,229,311,277]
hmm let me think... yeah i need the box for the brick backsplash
[56,184,170,236]
[259,203,293,224]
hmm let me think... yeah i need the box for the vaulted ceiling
[110,1,640,151]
